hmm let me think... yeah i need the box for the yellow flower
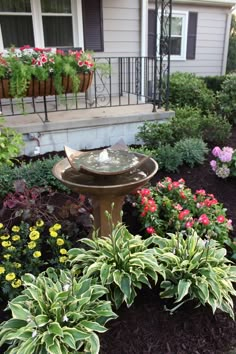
[30,226,37,231]
[50,230,58,238]
[59,256,67,263]
[29,230,40,241]
[13,262,22,268]
[12,235,21,241]
[5,272,16,281]
[2,241,11,247]
[28,241,37,249]
[56,238,64,246]
[0,223,3,229]
[33,251,41,258]
[53,223,62,231]
[1,235,10,240]
[12,226,20,232]
[0,266,5,274]
[36,219,44,227]
[11,279,22,288]
[59,248,67,255]
[3,254,11,260]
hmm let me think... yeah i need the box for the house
[1,0,235,154]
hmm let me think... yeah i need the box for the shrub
[175,138,208,167]
[155,231,236,319]
[0,155,70,198]
[169,72,216,113]
[210,146,236,179]
[0,268,117,353]
[199,114,232,144]
[135,177,233,247]
[201,75,226,93]
[0,220,71,299]
[136,121,175,148]
[217,74,236,123]
[68,221,163,309]
[0,118,24,167]
[155,144,183,172]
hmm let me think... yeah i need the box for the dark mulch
[1,128,236,354]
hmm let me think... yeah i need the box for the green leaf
[63,332,77,350]
[113,270,122,287]
[63,327,90,341]
[113,287,124,309]
[176,279,191,303]
[48,322,64,337]
[80,320,107,333]
[48,338,63,354]
[87,332,100,354]
[35,314,50,327]
[120,274,131,299]
[100,263,112,285]
[9,303,31,321]
[1,319,27,329]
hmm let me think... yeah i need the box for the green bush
[155,144,183,172]
[0,118,24,167]
[136,121,175,148]
[155,232,236,319]
[0,155,69,198]
[201,75,226,93]
[200,114,232,144]
[68,221,162,309]
[175,138,208,167]
[169,72,216,113]
[217,74,236,123]
[0,268,117,353]
[171,106,203,140]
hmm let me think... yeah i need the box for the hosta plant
[68,221,163,309]
[0,268,117,354]
[155,231,236,319]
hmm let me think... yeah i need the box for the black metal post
[152,0,158,112]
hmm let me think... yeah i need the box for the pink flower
[218,150,233,163]
[146,227,155,234]
[140,188,151,197]
[172,182,180,188]
[210,160,217,171]
[217,215,225,223]
[185,220,194,228]
[195,189,206,196]
[212,146,222,157]
[198,214,210,225]
[174,203,183,211]
[178,209,190,220]
[178,178,185,184]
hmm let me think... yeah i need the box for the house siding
[169,4,229,76]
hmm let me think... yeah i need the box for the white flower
[32,330,37,338]
[63,315,69,322]
[63,283,70,291]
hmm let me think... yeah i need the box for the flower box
[0,71,93,99]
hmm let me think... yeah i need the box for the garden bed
[0,129,236,354]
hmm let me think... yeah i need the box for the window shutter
[82,0,104,52]
[187,12,198,60]
[148,9,155,57]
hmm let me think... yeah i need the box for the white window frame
[0,0,84,50]
[157,10,188,61]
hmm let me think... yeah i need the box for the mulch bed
[1,128,236,354]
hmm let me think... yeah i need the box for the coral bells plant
[0,220,71,299]
[135,177,233,246]
[0,45,95,98]
[210,146,236,179]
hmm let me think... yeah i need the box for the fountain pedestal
[52,148,158,237]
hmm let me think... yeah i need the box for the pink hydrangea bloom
[210,160,217,171]
[212,146,222,157]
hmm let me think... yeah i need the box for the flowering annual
[210,146,236,179]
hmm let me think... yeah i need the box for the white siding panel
[103,8,139,20]
[104,31,140,42]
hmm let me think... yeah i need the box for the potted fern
[0,46,95,98]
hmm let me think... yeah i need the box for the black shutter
[186,12,198,60]
[148,9,155,57]
[82,0,104,52]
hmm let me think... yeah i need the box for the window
[158,12,188,60]
[148,10,197,61]
[0,0,104,52]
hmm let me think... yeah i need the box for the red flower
[146,227,155,234]
[217,215,225,223]
[178,178,185,184]
[185,220,194,228]
[195,189,206,196]
[198,214,210,225]
[172,181,179,188]
[178,209,190,220]
[140,188,151,197]
[179,191,187,199]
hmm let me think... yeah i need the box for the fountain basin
[52,154,158,236]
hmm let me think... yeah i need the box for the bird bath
[52,144,158,236]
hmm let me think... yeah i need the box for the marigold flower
[30,226,37,231]
[0,223,3,229]
[29,230,40,241]
[59,256,67,263]
[33,251,41,258]
[8,246,16,251]
[28,241,37,249]
[11,279,22,288]
[2,241,11,247]
[36,219,44,227]
[0,266,5,274]
[5,272,16,281]
[12,225,20,232]
[50,230,58,238]
[59,248,68,255]
[3,254,11,260]
[53,223,62,231]
[56,238,64,246]
[1,235,10,240]
[12,235,21,241]
[13,262,22,268]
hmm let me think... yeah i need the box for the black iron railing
[0,56,169,123]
